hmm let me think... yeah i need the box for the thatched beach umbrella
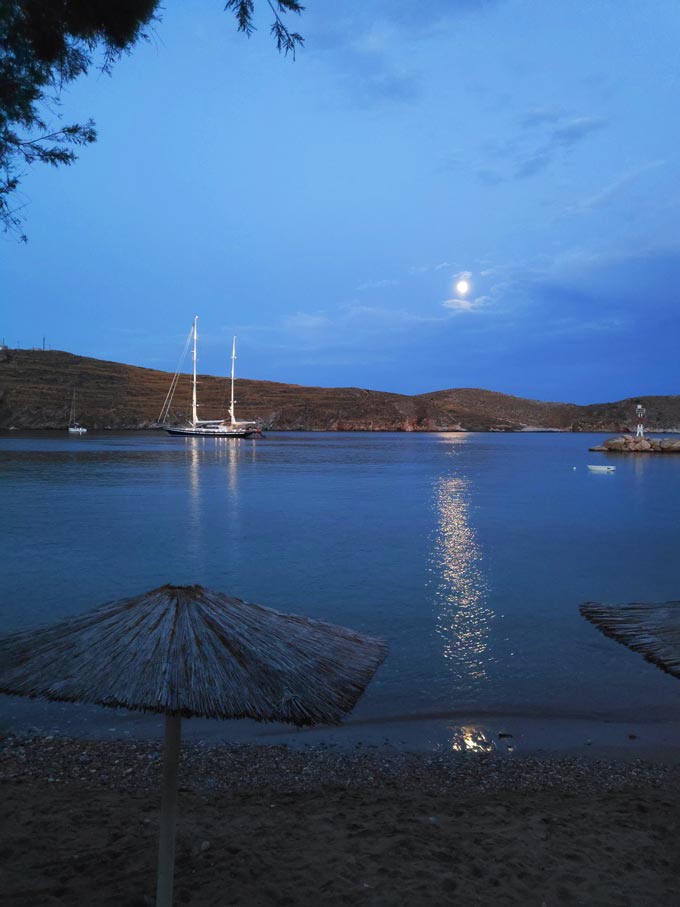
[0,584,388,907]
[580,600,680,679]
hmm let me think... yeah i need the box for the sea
[1,430,679,754]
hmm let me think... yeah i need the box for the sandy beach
[2,733,679,906]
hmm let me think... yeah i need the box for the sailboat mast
[229,336,237,425]
[192,316,198,428]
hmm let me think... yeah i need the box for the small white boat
[587,464,615,473]
[68,391,87,435]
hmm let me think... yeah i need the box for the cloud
[442,294,489,312]
[278,301,452,354]
[437,151,466,173]
[356,278,399,291]
[514,149,553,179]
[519,107,565,129]
[339,301,444,327]
[564,160,666,216]
[550,116,606,147]
[499,246,680,352]
[309,20,422,107]
[308,1,502,107]
[476,168,504,186]
[409,261,456,275]
[488,110,609,181]
[323,1,503,39]
[285,312,331,331]
[350,66,422,106]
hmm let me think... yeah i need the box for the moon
[456,279,470,296]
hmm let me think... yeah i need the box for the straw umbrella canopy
[580,598,680,761]
[580,600,680,680]
[0,584,388,907]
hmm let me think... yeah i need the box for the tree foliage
[0,1,305,240]
[226,0,304,57]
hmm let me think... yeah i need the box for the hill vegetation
[1,349,678,433]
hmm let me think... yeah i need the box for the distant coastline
[1,348,679,434]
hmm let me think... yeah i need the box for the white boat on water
[160,316,260,439]
[68,391,87,435]
[587,464,615,473]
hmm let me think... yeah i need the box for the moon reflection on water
[433,473,493,686]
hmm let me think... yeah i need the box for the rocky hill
[1,348,678,432]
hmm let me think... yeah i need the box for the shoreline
[3,427,680,435]
[3,731,680,792]
[3,733,680,906]
[3,700,680,761]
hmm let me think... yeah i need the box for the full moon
[456,279,470,296]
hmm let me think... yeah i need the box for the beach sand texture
[2,736,680,906]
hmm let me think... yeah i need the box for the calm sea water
[1,431,679,748]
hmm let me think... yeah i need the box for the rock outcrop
[590,435,680,453]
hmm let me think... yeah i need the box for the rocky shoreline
[2,732,676,794]
[590,434,680,453]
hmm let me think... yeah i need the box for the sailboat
[68,390,87,434]
[162,316,259,438]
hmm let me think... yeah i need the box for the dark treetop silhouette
[0,1,304,239]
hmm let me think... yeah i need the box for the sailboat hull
[165,426,257,438]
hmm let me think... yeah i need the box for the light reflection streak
[449,725,494,753]
[186,437,259,503]
[185,438,260,568]
[221,437,259,497]
[227,440,239,497]
[188,441,200,499]
[632,452,651,480]
[433,474,492,683]
[186,441,205,569]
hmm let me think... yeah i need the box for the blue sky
[2,0,679,402]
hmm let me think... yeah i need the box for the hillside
[1,348,678,432]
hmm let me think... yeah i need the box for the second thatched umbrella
[580,600,680,680]
[0,583,388,907]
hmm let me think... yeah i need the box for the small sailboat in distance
[68,390,87,435]
[160,316,259,438]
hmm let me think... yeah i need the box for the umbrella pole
[156,713,182,907]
